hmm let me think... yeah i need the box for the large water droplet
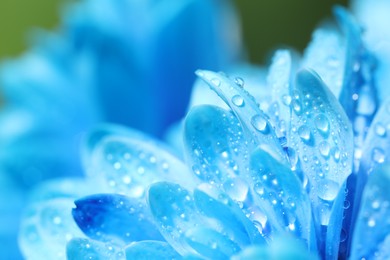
[371,148,385,164]
[314,114,330,136]
[251,115,269,134]
[232,95,244,107]
[317,179,339,201]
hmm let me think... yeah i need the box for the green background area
[0,0,348,63]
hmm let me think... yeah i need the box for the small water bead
[367,218,376,227]
[374,123,387,137]
[298,125,313,144]
[292,100,302,115]
[318,141,331,158]
[251,115,269,134]
[371,200,380,209]
[234,77,244,88]
[232,95,245,107]
[314,114,330,136]
[211,78,221,87]
[332,147,341,162]
[282,95,292,106]
[317,179,339,201]
[371,148,386,164]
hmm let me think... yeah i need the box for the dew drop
[314,114,330,135]
[292,100,302,115]
[282,95,292,106]
[211,78,221,87]
[371,148,385,164]
[332,147,341,162]
[318,141,331,158]
[317,179,339,201]
[251,115,269,134]
[367,218,376,227]
[298,125,312,144]
[232,95,245,107]
[234,77,244,88]
[374,123,386,137]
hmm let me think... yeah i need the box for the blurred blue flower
[17,2,390,259]
[0,0,242,258]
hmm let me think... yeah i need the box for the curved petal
[66,237,125,260]
[350,164,390,259]
[289,69,353,255]
[72,194,163,244]
[184,105,249,185]
[125,240,180,260]
[86,135,198,197]
[249,148,314,250]
[195,70,287,163]
[19,198,85,259]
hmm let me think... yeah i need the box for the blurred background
[0,0,348,63]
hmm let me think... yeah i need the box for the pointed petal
[72,194,163,244]
[350,164,390,259]
[125,241,180,260]
[195,70,287,163]
[66,237,125,260]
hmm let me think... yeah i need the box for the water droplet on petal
[292,100,302,115]
[232,95,245,107]
[317,179,339,201]
[282,95,292,106]
[314,114,330,136]
[318,141,331,158]
[234,77,244,88]
[298,125,312,144]
[371,148,385,164]
[251,115,269,134]
[223,178,249,202]
[374,123,386,137]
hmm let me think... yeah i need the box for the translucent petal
[72,194,163,244]
[184,227,240,259]
[147,182,202,256]
[194,186,265,246]
[249,148,313,249]
[267,50,294,138]
[195,70,287,163]
[19,198,85,259]
[350,164,390,259]
[303,26,345,99]
[66,237,125,260]
[125,241,180,260]
[289,69,353,255]
[184,105,249,184]
[87,135,197,197]
[231,236,319,260]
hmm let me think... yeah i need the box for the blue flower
[0,0,242,258]
[17,3,390,259]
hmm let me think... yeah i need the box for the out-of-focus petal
[124,240,180,260]
[66,237,125,260]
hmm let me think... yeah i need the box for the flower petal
[87,134,197,197]
[19,198,85,259]
[184,105,249,184]
[350,164,390,259]
[124,241,180,260]
[195,70,287,163]
[66,237,125,260]
[289,69,353,255]
[249,148,314,250]
[72,193,163,244]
